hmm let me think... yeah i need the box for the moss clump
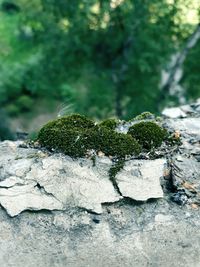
[98,118,119,130]
[38,126,89,158]
[132,112,154,121]
[128,121,167,150]
[38,114,141,158]
[85,126,141,157]
[54,114,95,130]
[109,159,125,182]
[38,114,94,157]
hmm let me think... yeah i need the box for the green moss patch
[131,112,154,121]
[109,159,125,182]
[98,118,119,130]
[38,114,141,158]
[128,121,167,150]
[85,126,141,157]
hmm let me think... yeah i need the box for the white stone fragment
[167,118,200,137]
[0,148,121,216]
[162,107,187,118]
[115,159,166,201]
[0,183,63,217]
[26,156,121,214]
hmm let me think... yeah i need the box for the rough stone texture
[0,200,200,267]
[115,159,166,201]
[1,101,200,266]
[0,142,123,215]
[0,141,167,217]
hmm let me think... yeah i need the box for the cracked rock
[171,155,200,205]
[0,142,121,216]
[0,141,167,217]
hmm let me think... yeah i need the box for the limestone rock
[0,142,121,216]
[115,159,166,201]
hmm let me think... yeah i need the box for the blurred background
[0,0,199,140]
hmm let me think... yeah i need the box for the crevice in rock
[162,158,177,194]
[0,183,25,189]
[34,182,63,204]
[108,159,125,196]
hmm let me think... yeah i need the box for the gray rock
[0,141,168,217]
[162,107,187,118]
[115,159,166,201]
[167,118,200,137]
[162,99,200,118]
[0,199,200,267]
[0,143,122,215]
[171,155,200,205]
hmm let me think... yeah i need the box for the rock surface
[115,159,166,201]
[0,142,166,216]
[1,101,200,266]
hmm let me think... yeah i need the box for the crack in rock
[0,141,168,217]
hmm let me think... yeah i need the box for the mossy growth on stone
[38,126,88,157]
[52,114,95,130]
[38,114,95,157]
[128,121,167,150]
[38,114,141,158]
[131,112,155,121]
[98,118,119,130]
[109,159,125,182]
[85,126,141,157]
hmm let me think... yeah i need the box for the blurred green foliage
[0,0,199,128]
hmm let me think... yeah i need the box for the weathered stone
[0,143,121,216]
[115,159,166,201]
[171,155,200,205]
[166,118,200,138]
[162,107,187,118]
[0,199,200,267]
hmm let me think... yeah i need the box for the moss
[98,118,119,130]
[109,159,125,181]
[85,126,141,157]
[128,121,167,150]
[28,131,38,141]
[38,114,93,157]
[38,114,141,158]
[131,112,154,121]
[91,155,96,166]
[52,114,95,130]
[38,126,88,157]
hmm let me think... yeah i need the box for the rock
[115,159,166,201]
[0,141,168,217]
[162,99,200,118]
[0,144,121,215]
[1,101,200,266]
[0,182,64,217]
[0,198,200,267]
[154,213,174,223]
[171,155,200,205]
[166,118,200,138]
[162,107,187,118]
